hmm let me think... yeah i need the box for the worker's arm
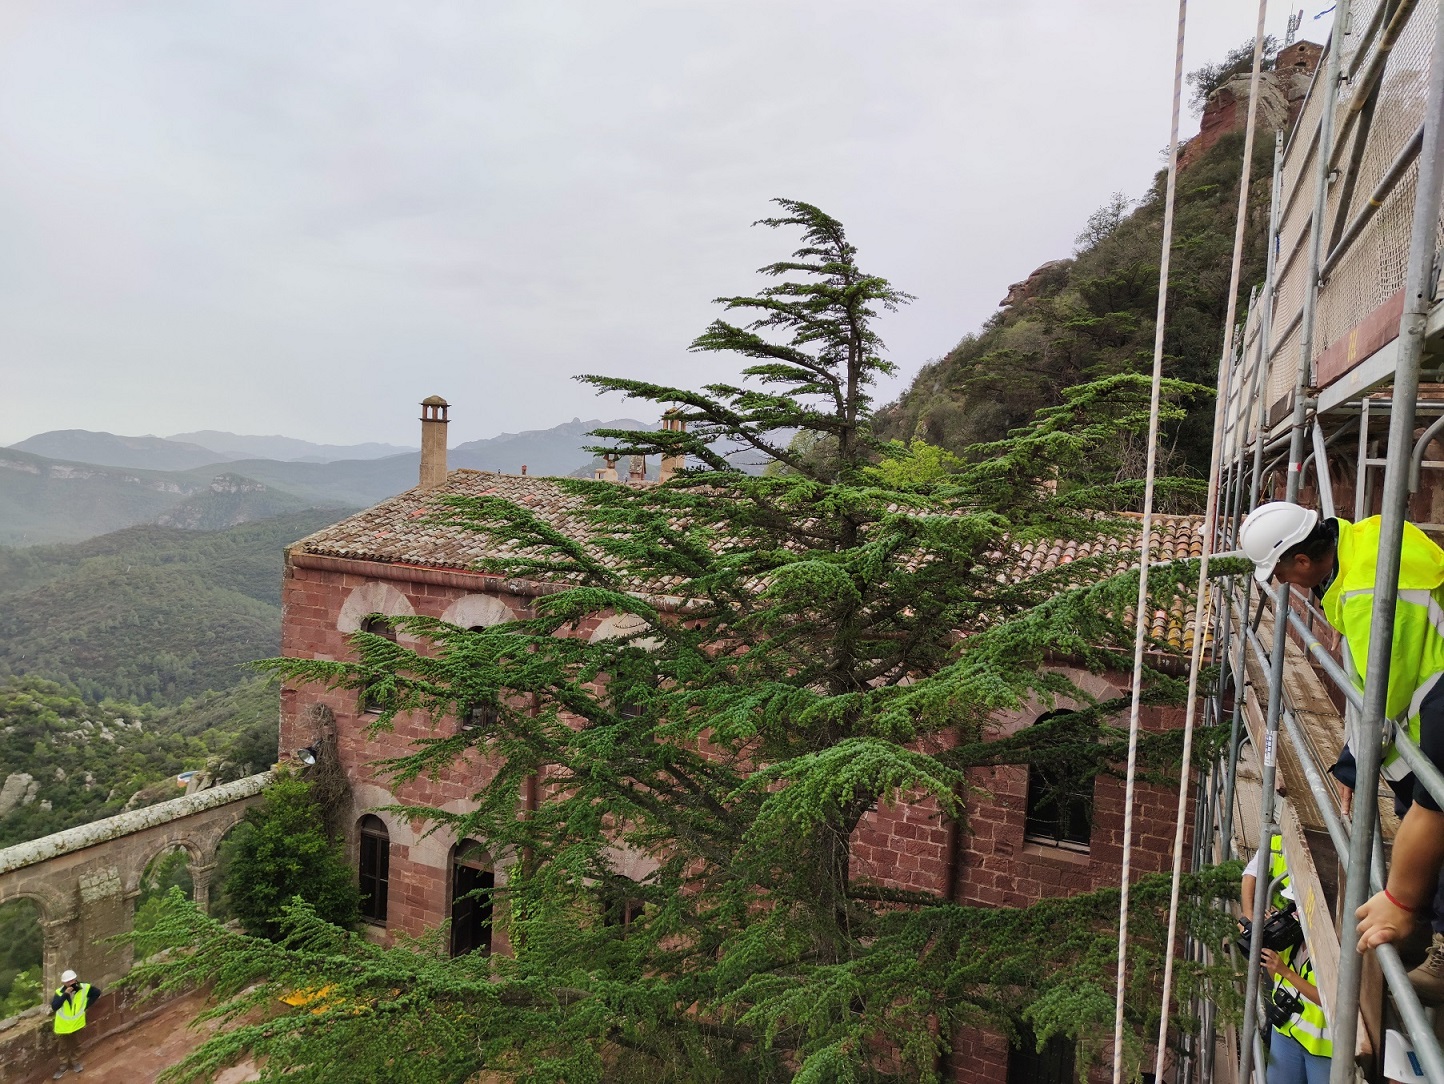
[1261,949,1320,1002]
[1356,804,1444,950]
[1241,874,1257,915]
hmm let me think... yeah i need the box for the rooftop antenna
[1284,6,1302,45]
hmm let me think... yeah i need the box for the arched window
[360,614,397,714]
[1023,710,1094,851]
[450,841,493,957]
[358,815,390,924]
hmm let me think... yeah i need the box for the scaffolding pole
[1329,2,1444,1079]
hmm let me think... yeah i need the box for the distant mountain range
[1,417,654,545]
[168,431,416,463]
[12,429,417,470]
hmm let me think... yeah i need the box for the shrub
[222,772,360,939]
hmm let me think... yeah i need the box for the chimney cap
[421,394,450,407]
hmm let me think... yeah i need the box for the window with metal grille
[1022,710,1094,851]
[358,815,390,924]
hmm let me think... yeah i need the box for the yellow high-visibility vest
[1321,517,1444,781]
[52,983,91,1036]
[1276,954,1331,1057]
[1264,833,1290,910]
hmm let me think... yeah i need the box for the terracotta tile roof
[1009,513,1208,651]
[292,473,1209,650]
[294,471,593,573]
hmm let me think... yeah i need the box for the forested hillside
[0,509,346,703]
[0,676,277,849]
[876,128,1272,493]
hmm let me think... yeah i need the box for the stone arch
[127,837,205,898]
[440,593,516,630]
[191,800,256,863]
[589,613,661,651]
[202,814,254,923]
[1052,667,1124,705]
[337,581,416,635]
[0,895,47,1019]
[348,785,416,850]
[0,883,69,926]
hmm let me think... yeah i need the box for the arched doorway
[449,841,493,957]
[358,815,390,925]
[0,898,43,1019]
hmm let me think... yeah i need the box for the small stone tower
[594,452,620,482]
[658,409,687,482]
[419,395,449,492]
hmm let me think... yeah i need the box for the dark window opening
[1023,710,1095,851]
[358,815,390,924]
[462,701,498,731]
[1007,1024,1076,1084]
[460,626,500,731]
[601,880,646,934]
[450,841,494,957]
[361,614,397,714]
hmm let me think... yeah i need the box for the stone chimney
[419,395,449,491]
[628,454,647,485]
[594,452,620,482]
[658,409,687,482]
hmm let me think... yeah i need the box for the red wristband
[1383,886,1424,914]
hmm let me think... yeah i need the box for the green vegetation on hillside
[0,509,347,703]
[876,128,1272,498]
[0,676,277,850]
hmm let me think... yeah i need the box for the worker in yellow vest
[49,969,100,1078]
[1262,945,1333,1082]
[1238,503,1444,957]
[1242,833,1293,915]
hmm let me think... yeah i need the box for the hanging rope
[1111,4,1188,1082]
[1152,4,1271,1080]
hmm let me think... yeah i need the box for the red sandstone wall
[282,559,1196,1082]
[281,559,538,945]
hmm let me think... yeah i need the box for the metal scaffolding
[1194,1,1444,1080]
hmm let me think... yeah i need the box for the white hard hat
[59,970,77,984]
[1384,1029,1428,1082]
[1237,501,1319,585]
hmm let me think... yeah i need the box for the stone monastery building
[279,398,1204,1084]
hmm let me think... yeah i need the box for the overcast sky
[0,1,1328,448]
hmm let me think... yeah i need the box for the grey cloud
[0,0,1320,446]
